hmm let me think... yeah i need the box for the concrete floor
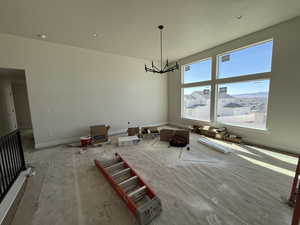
[11,129,296,225]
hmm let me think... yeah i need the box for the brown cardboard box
[160,129,175,142]
[127,127,140,136]
[160,129,190,144]
[90,125,110,143]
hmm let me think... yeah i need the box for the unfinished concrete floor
[11,129,296,225]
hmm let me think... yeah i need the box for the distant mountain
[224,102,243,108]
[232,92,268,98]
[219,93,234,99]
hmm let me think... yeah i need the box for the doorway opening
[0,68,34,151]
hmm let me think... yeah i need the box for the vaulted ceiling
[0,0,300,61]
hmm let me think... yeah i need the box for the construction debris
[118,136,140,146]
[127,127,140,137]
[198,136,233,154]
[141,126,160,139]
[190,125,242,143]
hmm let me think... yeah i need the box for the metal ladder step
[100,158,122,168]
[119,176,139,193]
[119,176,138,187]
[94,153,162,225]
[111,168,132,184]
[106,162,125,173]
[111,168,131,178]
[128,185,147,202]
[115,174,133,184]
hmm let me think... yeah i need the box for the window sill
[181,117,211,123]
[180,117,270,134]
[215,121,270,134]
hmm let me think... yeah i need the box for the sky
[183,40,273,95]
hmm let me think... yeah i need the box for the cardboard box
[160,129,175,142]
[90,125,110,143]
[127,127,140,136]
[160,129,190,144]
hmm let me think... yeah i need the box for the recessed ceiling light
[92,33,98,38]
[37,34,47,39]
[236,15,243,20]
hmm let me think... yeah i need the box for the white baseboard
[34,136,81,149]
[34,122,168,149]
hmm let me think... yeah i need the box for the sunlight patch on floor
[231,144,260,157]
[237,154,295,177]
[246,146,298,165]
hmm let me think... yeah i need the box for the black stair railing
[0,130,26,203]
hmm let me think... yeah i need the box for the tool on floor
[94,153,162,225]
[198,136,233,154]
[288,156,300,207]
[288,156,300,225]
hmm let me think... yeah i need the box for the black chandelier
[145,25,179,74]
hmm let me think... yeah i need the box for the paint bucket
[80,136,91,147]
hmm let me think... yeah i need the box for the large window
[181,39,273,130]
[183,58,212,83]
[217,40,273,78]
[216,80,270,129]
[183,86,211,121]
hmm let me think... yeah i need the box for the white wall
[168,16,300,154]
[0,33,167,148]
[0,79,18,135]
[12,82,32,130]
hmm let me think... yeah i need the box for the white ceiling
[0,0,300,61]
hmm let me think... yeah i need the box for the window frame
[181,85,212,122]
[181,57,213,85]
[216,38,274,79]
[181,39,273,130]
[181,57,214,122]
[215,78,271,130]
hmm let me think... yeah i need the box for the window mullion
[181,80,212,88]
[215,72,271,84]
[210,56,217,122]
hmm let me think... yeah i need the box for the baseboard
[0,168,31,225]
[244,141,299,157]
[34,122,168,149]
[168,121,298,156]
[34,136,81,149]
